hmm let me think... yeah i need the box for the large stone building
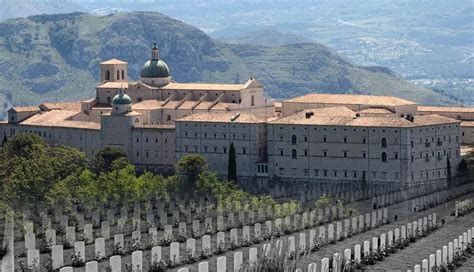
[0,42,470,188]
[1,43,273,173]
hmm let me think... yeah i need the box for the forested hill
[0,11,455,117]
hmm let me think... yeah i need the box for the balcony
[437,141,442,146]
[425,142,431,148]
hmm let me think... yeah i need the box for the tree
[176,154,208,193]
[457,158,468,176]
[0,133,90,212]
[447,157,452,186]
[1,134,7,147]
[1,132,45,158]
[228,142,237,182]
[92,147,128,173]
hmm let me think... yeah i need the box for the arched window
[122,70,125,79]
[292,135,297,145]
[292,149,297,159]
[381,152,387,162]
[106,70,110,80]
[381,138,387,148]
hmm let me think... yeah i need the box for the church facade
[0,43,470,187]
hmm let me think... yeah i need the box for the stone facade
[418,106,474,144]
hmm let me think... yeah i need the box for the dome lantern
[151,42,159,60]
[140,42,171,87]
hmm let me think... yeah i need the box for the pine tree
[228,142,237,182]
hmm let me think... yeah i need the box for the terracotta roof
[461,121,474,127]
[125,111,143,117]
[358,108,394,114]
[132,100,163,110]
[162,100,180,109]
[194,101,214,110]
[100,58,127,65]
[162,82,246,91]
[133,124,175,130]
[177,112,267,124]
[270,111,459,128]
[40,102,81,111]
[418,106,474,113]
[178,101,198,110]
[9,106,40,112]
[307,107,355,117]
[97,82,129,89]
[19,110,100,130]
[210,102,231,111]
[284,93,416,106]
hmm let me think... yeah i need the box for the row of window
[105,69,125,81]
[183,132,248,140]
[135,150,169,158]
[282,149,395,161]
[136,137,170,144]
[412,136,458,147]
[277,168,401,180]
[184,145,247,154]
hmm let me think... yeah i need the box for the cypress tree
[1,134,7,147]
[447,157,452,187]
[228,142,237,182]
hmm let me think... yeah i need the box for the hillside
[219,28,313,47]
[0,12,456,118]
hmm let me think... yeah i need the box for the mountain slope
[0,12,456,118]
[219,28,313,47]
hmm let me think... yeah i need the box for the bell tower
[99,59,128,83]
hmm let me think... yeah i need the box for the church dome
[111,90,132,105]
[140,59,170,78]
